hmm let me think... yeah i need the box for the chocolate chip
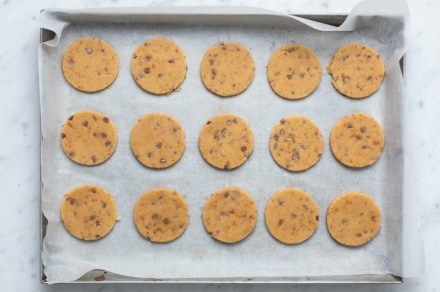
[155,142,162,149]
[360,126,367,133]
[91,156,97,163]
[100,132,107,139]
[278,219,284,226]
[292,150,300,161]
[103,117,109,123]
[82,121,88,127]
[85,47,93,54]
[61,133,66,139]
[160,158,166,164]
[168,59,175,64]
[163,218,169,225]
[241,146,247,153]
[89,215,96,221]
[152,213,159,220]
[286,74,293,80]
[144,68,150,74]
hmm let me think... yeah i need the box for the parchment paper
[39,0,423,283]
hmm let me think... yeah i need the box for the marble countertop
[1,0,439,291]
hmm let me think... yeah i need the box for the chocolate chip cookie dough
[327,43,385,98]
[133,188,189,243]
[61,185,118,241]
[198,113,254,170]
[265,188,319,244]
[326,192,381,246]
[269,115,324,171]
[62,37,119,92]
[60,110,118,166]
[202,186,257,243]
[330,113,385,168]
[200,42,255,97]
[267,44,322,100]
[130,113,185,169]
[131,38,187,95]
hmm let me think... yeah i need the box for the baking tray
[39,5,409,284]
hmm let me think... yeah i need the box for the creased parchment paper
[39,0,423,283]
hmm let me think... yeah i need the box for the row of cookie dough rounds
[61,185,381,247]
[61,110,385,170]
[62,37,385,99]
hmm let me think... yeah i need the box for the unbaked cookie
[130,113,185,169]
[202,186,257,243]
[133,188,189,243]
[199,113,254,170]
[326,192,381,246]
[61,185,118,241]
[269,115,324,171]
[131,38,187,95]
[265,188,319,244]
[62,37,119,92]
[200,42,255,97]
[330,113,384,168]
[267,44,322,99]
[61,110,118,166]
[327,43,385,98]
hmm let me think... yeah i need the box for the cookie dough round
[326,192,381,246]
[131,38,187,95]
[269,115,324,171]
[330,113,384,168]
[200,42,255,97]
[199,114,254,170]
[133,188,189,243]
[62,37,119,92]
[267,44,322,100]
[327,43,385,98]
[61,185,118,241]
[202,186,257,243]
[61,110,118,166]
[265,188,319,244]
[130,113,185,169]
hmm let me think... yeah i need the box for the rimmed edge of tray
[39,12,404,284]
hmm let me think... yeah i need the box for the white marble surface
[0,0,438,291]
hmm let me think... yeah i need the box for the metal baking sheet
[39,3,410,284]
